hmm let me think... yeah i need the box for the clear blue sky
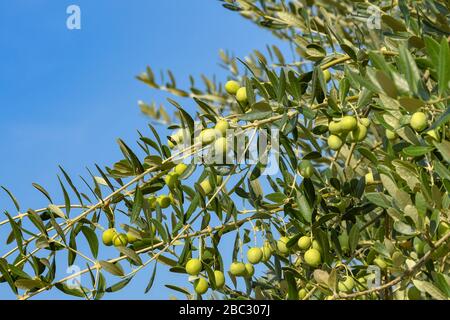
[0,0,289,299]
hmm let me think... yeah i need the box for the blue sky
[0,0,289,299]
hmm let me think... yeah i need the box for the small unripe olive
[244,263,255,277]
[236,87,248,103]
[304,248,321,267]
[200,128,218,145]
[410,112,427,132]
[186,258,202,276]
[194,278,209,295]
[298,160,313,178]
[328,121,342,134]
[277,236,290,254]
[340,116,357,132]
[174,163,188,177]
[323,69,331,83]
[360,118,371,127]
[113,233,129,247]
[164,172,179,188]
[349,123,368,142]
[215,120,229,137]
[297,236,312,250]
[168,139,175,149]
[225,80,240,95]
[247,247,263,264]
[338,276,355,293]
[157,195,171,209]
[102,228,117,246]
[365,172,374,184]
[148,196,157,209]
[386,129,397,140]
[261,244,273,262]
[298,288,307,300]
[327,134,343,150]
[229,262,247,276]
[312,240,322,254]
[214,270,225,289]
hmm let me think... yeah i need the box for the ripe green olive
[247,247,263,264]
[365,172,374,184]
[215,120,229,137]
[200,128,218,145]
[113,233,129,247]
[186,258,202,276]
[360,118,371,127]
[298,288,307,300]
[229,262,247,276]
[261,244,273,262]
[200,179,212,195]
[236,87,248,103]
[349,123,368,142]
[102,228,117,246]
[323,69,331,83]
[297,236,311,251]
[312,240,322,254]
[245,263,255,277]
[164,172,179,189]
[194,277,209,295]
[410,112,427,132]
[157,195,171,209]
[148,196,157,209]
[327,134,343,150]
[277,236,290,255]
[174,163,188,177]
[304,248,321,267]
[298,160,313,179]
[340,116,357,132]
[386,129,398,140]
[328,121,342,134]
[338,276,354,293]
[225,80,240,95]
[214,270,225,289]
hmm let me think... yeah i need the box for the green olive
[297,236,311,251]
[194,277,209,295]
[304,248,321,267]
[186,258,202,276]
[157,195,171,209]
[102,228,117,246]
[225,80,240,95]
[340,116,357,132]
[386,129,398,140]
[236,87,248,103]
[410,112,427,132]
[277,236,290,255]
[214,270,225,288]
[215,120,229,137]
[247,247,263,264]
[327,134,343,150]
[229,262,247,277]
[164,172,179,188]
[174,163,188,177]
[113,233,128,247]
[298,160,314,178]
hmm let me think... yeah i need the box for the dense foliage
[1,0,449,300]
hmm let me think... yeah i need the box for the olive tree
[1,0,449,300]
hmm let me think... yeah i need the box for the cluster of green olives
[184,258,225,295]
[225,80,248,104]
[102,228,138,247]
[327,116,370,150]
